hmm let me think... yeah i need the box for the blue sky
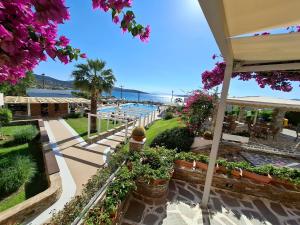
[34,0,300,99]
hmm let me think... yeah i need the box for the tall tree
[0,72,36,96]
[72,59,116,131]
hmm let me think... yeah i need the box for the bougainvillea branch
[202,31,300,92]
[0,0,150,84]
[201,58,300,92]
[182,90,213,134]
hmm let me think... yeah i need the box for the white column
[87,113,91,138]
[143,116,146,127]
[67,103,70,114]
[139,116,142,126]
[27,102,31,117]
[201,62,233,207]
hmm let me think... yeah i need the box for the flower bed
[174,152,300,187]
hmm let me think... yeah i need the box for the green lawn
[0,125,48,212]
[145,118,183,145]
[65,117,121,141]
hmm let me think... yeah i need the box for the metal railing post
[125,120,128,141]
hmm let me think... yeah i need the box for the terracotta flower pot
[216,164,227,174]
[132,135,145,142]
[243,170,272,184]
[175,160,194,169]
[195,161,208,171]
[231,168,242,179]
[271,177,296,190]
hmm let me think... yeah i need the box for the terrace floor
[121,180,300,225]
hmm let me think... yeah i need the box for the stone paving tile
[120,180,300,225]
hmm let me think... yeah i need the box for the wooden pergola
[197,0,300,206]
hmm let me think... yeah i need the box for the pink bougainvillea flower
[80,53,87,58]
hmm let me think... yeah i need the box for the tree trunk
[90,90,98,133]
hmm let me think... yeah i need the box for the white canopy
[199,0,300,69]
[197,0,300,206]
[227,96,300,111]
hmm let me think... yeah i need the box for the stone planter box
[243,170,272,184]
[173,166,300,208]
[174,160,194,169]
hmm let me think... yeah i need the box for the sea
[26,88,185,104]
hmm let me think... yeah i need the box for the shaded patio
[120,179,300,225]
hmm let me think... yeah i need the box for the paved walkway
[121,180,300,225]
[28,117,137,224]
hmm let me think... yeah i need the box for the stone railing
[0,119,62,225]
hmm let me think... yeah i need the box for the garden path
[121,180,300,225]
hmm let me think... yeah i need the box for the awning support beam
[201,61,233,207]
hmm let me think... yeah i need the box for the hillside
[33,74,147,93]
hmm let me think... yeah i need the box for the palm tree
[72,59,116,132]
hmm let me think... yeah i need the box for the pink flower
[80,53,87,58]
[58,36,70,47]
[113,15,120,24]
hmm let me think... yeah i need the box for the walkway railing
[71,161,126,225]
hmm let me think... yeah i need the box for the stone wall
[0,119,62,225]
[173,166,300,208]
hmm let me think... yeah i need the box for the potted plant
[174,152,195,169]
[194,154,209,171]
[132,147,175,199]
[131,126,146,142]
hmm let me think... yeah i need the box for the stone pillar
[272,108,286,131]
[129,138,146,152]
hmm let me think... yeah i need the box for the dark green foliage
[285,111,300,126]
[0,72,35,96]
[50,146,130,225]
[13,125,38,144]
[150,127,194,152]
[0,108,12,126]
[131,147,176,181]
[163,111,174,120]
[175,152,300,185]
[0,155,37,197]
[64,112,82,119]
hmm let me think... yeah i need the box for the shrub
[50,146,129,225]
[150,127,194,152]
[66,112,83,119]
[13,125,39,144]
[131,126,146,141]
[0,155,37,197]
[182,90,214,135]
[163,112,174,120]
[203,131,213,140]
[0,108,12,126]
[285,111,300,127]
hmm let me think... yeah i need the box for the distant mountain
[34,74,73,89]
[33,74,148,94]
